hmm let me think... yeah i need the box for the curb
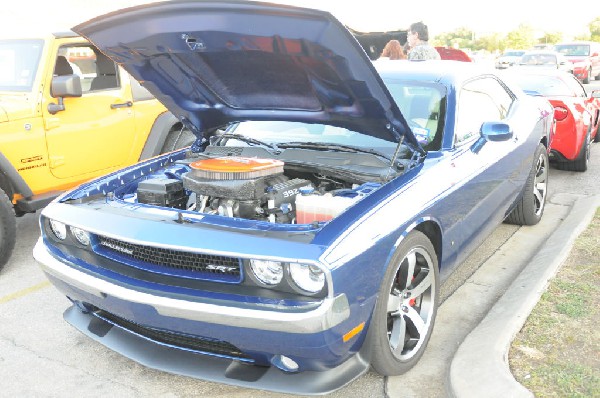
[448,194,600,398]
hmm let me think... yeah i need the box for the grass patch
[509,208,600,397]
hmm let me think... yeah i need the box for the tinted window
[56,45,120,93]
[455,77,514,145]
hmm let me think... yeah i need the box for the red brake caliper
[409,276,416,306]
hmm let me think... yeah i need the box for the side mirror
[481,121,513,142]
[48,75,82,114]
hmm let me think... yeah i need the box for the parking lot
[1,80,600,397]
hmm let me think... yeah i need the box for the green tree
[432,27,474,49]
[505,24,535,50]
[538,31,563,46]
[589,17,600,42]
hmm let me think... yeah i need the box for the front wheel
[0,188,16,270]
[506,143,549,225]
[366,230,439,376]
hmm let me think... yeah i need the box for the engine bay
[129,153,387,225]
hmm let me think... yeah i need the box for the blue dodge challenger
[34,1,553,394]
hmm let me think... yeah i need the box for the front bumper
[34,238,369,394]
[34,238,350,334]
[62,305,369,395]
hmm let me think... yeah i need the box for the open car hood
[73,0,420,149]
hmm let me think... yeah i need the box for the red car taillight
[554,106,569,121]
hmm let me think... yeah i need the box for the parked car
[507,69,600,171]
[515,50,574,74]
[495,50,526,69]
[554,41,600,84]
[434,47,472,62]
[0,32,194,269]
[34,1,552,394]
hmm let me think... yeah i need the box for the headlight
[249,259,283,286]
[71,227,91,246]
[48,219,67,240]
[289,263,325,293]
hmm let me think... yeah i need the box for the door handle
[110,101,133,109]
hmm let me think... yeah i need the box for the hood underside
[73,0,419,148]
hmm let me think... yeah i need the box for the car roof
[374,60,498,86]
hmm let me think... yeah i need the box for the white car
[514,50,574,74]
[495,50,525,69]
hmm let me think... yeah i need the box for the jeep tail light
[554,106,569,121]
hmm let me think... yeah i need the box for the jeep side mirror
[48,75,82,114]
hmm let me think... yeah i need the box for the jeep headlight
[249,259,283,286]
[289,263,325,293]
[48,219,67,240]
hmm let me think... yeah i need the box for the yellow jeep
[0,32,194,269]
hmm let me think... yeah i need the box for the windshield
[0,40,44,92]
[229,121,399,155]
[520,53,557,65]
[555,44,590,56]
[384,80,446,149]
[224,80,445,154]
[504,51,525,57]
[511,74,575,97]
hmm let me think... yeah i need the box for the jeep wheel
[161,126,196,153]
[0,188,16,270]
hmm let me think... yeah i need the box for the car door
[43,43,138,180]
[438,77,525,268]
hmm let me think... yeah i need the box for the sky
[1,0,597,40]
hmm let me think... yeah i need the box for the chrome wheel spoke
[389,315,407,353]
[406,270,431,299]
[404,252,416,288]
[405,306,426,338]
[387,293,402,313]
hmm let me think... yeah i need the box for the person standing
[380,39,407,60]
[407,22,441,61]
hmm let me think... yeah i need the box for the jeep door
[43,43,140,180]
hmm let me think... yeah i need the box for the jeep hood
[73,0,420,148]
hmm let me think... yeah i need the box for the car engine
[135,156,380,225]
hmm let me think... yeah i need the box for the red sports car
[508,69,600,171]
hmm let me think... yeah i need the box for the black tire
[366,230,439,376]
[160,126,196,153]
[555,131,591,172]
[506,143,549,226]
[0,188,16,271]
[583,68,590,84]
[593,125,600,143]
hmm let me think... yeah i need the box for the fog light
[71,227,91,246]
[271,354,299,372]
[249,259,283,285]
[49,219,67,240]
[289,263,325,293]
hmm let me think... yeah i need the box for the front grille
[96,235,241,278]
[94,310,252,361]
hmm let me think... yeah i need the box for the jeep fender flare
[138,111,181,160]
[0,152,33,201]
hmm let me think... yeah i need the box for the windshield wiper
[277,141,392,162]
[213,133,280,152]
